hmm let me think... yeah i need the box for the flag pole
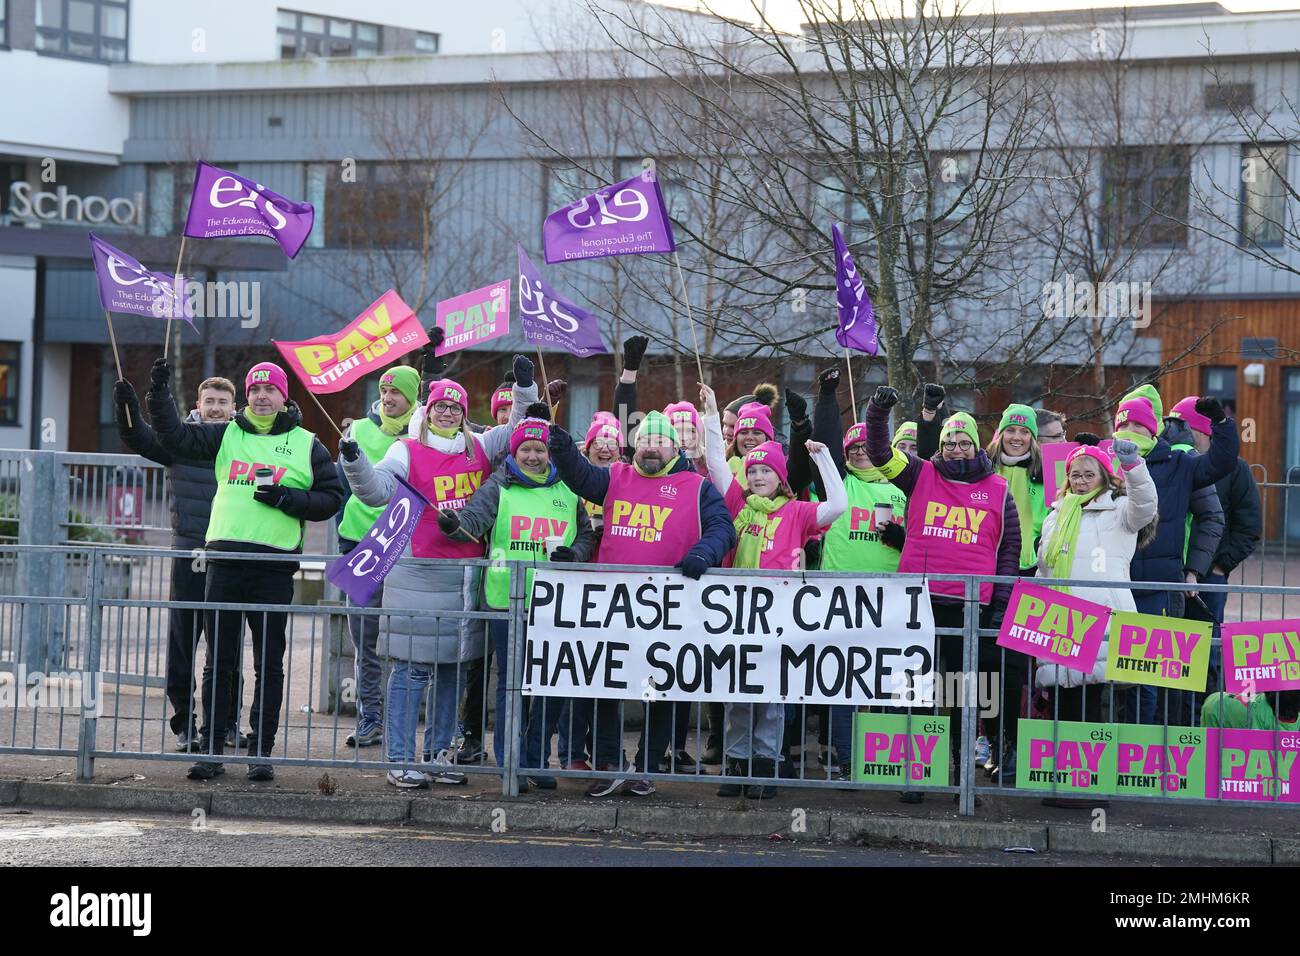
[165,236,187,361]
[103,309,130,427]
[671,252,706,385]
[844,347,857,419]
[302,389,345,440]
[535,345,555,421]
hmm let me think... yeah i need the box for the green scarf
[847,463,886,483]
[1113,429,1156,457]
[379,406,414,436]
[244,410,277,435]
[634,455,681,478]
[429,423,460,440]
[1043,487,1103,590]
[996,461,1036,570]
[733,494,788,569]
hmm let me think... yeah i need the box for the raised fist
[873,386,899,409]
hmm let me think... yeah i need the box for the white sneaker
[427,748,467,785]
[387,769,429,789]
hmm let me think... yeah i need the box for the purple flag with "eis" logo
[326,476,430,607]
[517,244,608,358]
[89,232,194,325]
[183,160,315,258]
[542,171,676,264]
[832,223,879,356]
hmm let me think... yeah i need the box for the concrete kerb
[0,779,1283,861]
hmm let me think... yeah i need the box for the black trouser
[592,697,673,772]
[705,703,724,750]
[201,562,294,757]
[460,637,491,743]
[1053,685,1103,723]
[934,600,1028,761]
[166,556,239,736]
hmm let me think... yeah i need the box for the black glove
[548,425,574,458]
[817,367,840,396]
[622,335,649,372]
[525,401,552,421]
[1075,431,1101,447]
[252,484,290,510]
[872,385,898,409]
[436,508,461,536]
[922,383,946,412]
[512,354,534,389]
[549,546,576,563]
[880,521,906,551]
[421,328,448,378]
[785,388,808,423]
[547,379,568,405]
[113,380,138,410]
[340,439,360,462]
[423,326,445,352]
[150,358,172,390]
[1195,396,1226,424]
[675,553,710,580]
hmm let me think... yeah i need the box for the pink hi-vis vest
[724,483,822,570]
[896,461,1007,604]
[597,462,704,566]
[404,436,488,560]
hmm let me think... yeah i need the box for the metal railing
[3,544,1300,816]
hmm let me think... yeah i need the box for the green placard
[1016,719,1118,795]
[852,712,950,786]
[1114,724,1206,798]
[1104,610,1212,691]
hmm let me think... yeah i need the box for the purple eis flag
[832,224,879,355]
[183,160,314,258]
[517,244,608,358]
[543,171,676,264]
[325,475,430,607]
[89,232,194,325]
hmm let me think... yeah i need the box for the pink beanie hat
[843,422,868,451]
[1114,399,1158,436]
[245,362,289,400]
[1168,396,1211,436]
[663,401,701,434]
[426,378,469,417]
[509,418,550,459]
[734,402,775,441]
[585,419,623,447]
[1066,444,1116,481]
[490,385,513,417]
[744,440,789,487]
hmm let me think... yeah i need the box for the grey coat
[341,383,536,665]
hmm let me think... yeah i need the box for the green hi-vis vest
[338,417,400,542]
[821,474,907,573]
[207,423,315,550]
[484,479,579,609]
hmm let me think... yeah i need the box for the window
[36,0,128,63]
[1202,365,1237,421]
[415,31,439,53]
[1205,82,1254,113]
[1284,370,1300,540]
[277,9,380,59]
[1102,146,1190,248]
[0,342,20,426]
[1,0,7,47]
[1240,144,1288,248]
[325,163,431,249]
[1011,370,1044,408]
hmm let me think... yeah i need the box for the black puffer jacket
[115,387,213,549]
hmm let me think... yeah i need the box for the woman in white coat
[1035,440,1158,723]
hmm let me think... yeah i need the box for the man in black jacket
[147,357,344,782]
[114,375,243,753]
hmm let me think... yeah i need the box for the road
[0,807,1207,866]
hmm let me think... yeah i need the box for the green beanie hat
[635,409,680,447]
[379,365,421,409]
[997,403,1038,439]
[940,411,980,446]
[1122,384,1163,423]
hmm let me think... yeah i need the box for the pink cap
[1114,399,1158,437]
[843,422,867,451]
[1066,444,1116,481]
[744,440,788,487]
[585,419,623,448]
[490,385,513,417]
[509,417,550,458]
[663,401,700,435]
[1168,396,1211,436]
[734,402,775,441]
[426,378,469,417]
[245,362,289,400]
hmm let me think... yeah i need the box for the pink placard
[996,580,1109,673]
[435,279,510,355]
[1206,728,1300,802]
[1221,620,1300,693]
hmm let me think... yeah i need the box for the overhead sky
[650,0,1300,32]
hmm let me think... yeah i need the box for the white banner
[524,569,936,706]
